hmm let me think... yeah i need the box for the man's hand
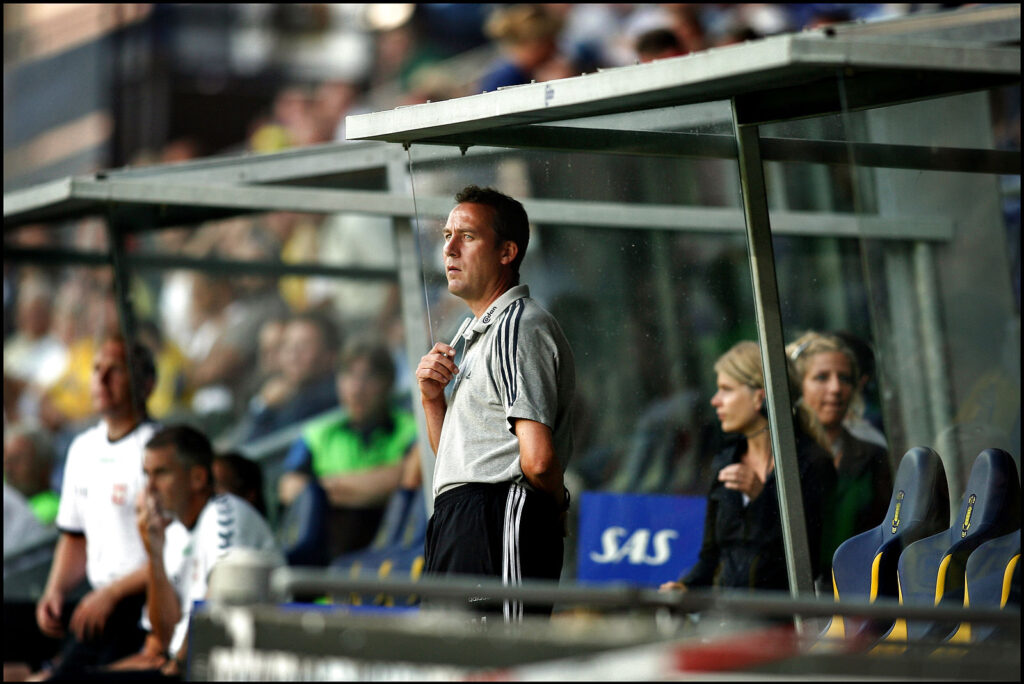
[68,586,117,642]
[35,590,65,638]
[659,581,687,593]
[415,343,458,403]
[717,462,765,500]
[160,657,182,678]
[136,491,171,559]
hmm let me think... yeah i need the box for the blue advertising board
[577,492,706,588]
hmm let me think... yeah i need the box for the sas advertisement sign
[577,492,705,588]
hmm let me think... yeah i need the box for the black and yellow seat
[944,528,1020,645]
[819,447,950,645]
[329,486,428,607]
[874,448,1021,654]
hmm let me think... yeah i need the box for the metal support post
[387,149,437,515]
[731,101,816,603]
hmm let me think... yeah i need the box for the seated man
[32,335,159,679]
[4,423,60,526]
[212,451,268,518]
[240,312,341,442]
[277,337,418,561]
[89,425,280,680]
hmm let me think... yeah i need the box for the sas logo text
[589,527,678,566]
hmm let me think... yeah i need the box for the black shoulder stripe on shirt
[496,300,523,406]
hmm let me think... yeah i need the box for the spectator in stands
[4,480,49,556]
[212,451,268,518]
[135,320,191,422]
[240,311,341,442]
[4,273,67,425]
[4,423,59,526]
[36,278,105,435]
[277,337,418,561]
[179,270,236,417]
[249,85,324,152]
[787,331,894,576]
[478,4,569,92]
[664,4,709,54]
[93,425,280,680]
[634,27,686,63]
[33,335,159,679]
[311,79,361,142]
[179,221,290,432]
[660,341,836,594]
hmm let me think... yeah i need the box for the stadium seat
[329,486,429,606]
[945,529,1020,644]
[277,480,331,567]
[819,446,950,644]
[874,448,1021,653]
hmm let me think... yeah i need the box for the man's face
[3,435,38,494]
[90,340,136,417]
[442,203,513,306]
[337,357,389,427]
[142,445,191,520]
[279,321,329,385]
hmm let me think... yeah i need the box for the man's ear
[190,465,209,493]
[499,240,518,266]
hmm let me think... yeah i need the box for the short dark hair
[454,185,530,283]
[214,451,267,516]
[636,28,681,58]
[336,336,395,390]
[102,333,157,390]
[288,310,342,355]
[146,424,214,482]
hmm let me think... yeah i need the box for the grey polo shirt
[433,284,576,499]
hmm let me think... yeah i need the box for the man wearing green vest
[4,423,60,526]
[277,337,419,560]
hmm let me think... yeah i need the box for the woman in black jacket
[660,341,836,593]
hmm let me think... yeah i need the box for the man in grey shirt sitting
[415,185,575,622]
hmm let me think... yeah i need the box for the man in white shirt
[34,335,158,678]
[102,424,279,680]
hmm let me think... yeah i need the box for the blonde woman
[660,341,835,593]
[786,331,894,575]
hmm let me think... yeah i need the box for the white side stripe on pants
[502,484,526,622]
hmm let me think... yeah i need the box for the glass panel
[840,86,1021,501]
[127,210,409,526]
[765,82,1021,583]
[123,211,406,442]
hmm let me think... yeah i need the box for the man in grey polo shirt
[416,185,575,621]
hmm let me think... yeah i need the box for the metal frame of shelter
[4,2,1020,616]
[343,4,1021,599]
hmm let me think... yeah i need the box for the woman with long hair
[660,341,836,593]
[786,331,894,575]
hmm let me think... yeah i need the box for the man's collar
[470,284,529,334]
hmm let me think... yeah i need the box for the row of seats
[326,487,428,607]
[823,446,1021,651]
[284,445,1021,628]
